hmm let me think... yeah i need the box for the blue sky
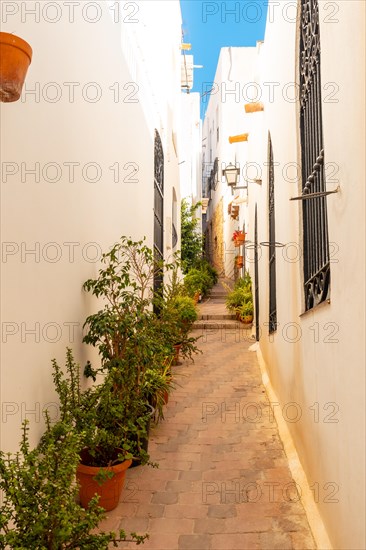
[180,1,268,117]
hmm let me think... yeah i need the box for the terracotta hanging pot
[0,32,33,102]
[236,256,244,268]
[77,449,132,511]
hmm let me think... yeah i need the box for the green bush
[192,258,218,286]
[0,420,148,549]
[184,268,213,297]
[226,288,252,312]
[226,271,253,314]
[239,300,254,317]
[170,295,198,324]
[181,199,203,273]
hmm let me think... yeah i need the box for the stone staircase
[193,279,240,329]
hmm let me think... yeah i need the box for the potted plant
[156,273,201,365]
[184,268,213,298]
[50,348,140,511]
[239,300,254,324]
[225,271,254,321]
[236,255,244,268]
[226,287,252,317]
[232,230,245,246]
[0,419,148,547]
[0,32,33,102]
[82,237,178,464]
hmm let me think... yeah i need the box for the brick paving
[99,283,317,550]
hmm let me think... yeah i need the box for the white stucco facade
[202,2,365,549]
[202,47,259,278]
[179,92,201,204]
[0,1,183,450]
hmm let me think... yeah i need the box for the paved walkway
[99,283,317,549]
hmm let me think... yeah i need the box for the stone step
[198,314,236,320]
[193,321,239,329]
[193,320,253,330]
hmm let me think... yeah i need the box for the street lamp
[223,163,240,187]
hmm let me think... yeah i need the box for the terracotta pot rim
[0,32,33,63]
[77,457,132,476]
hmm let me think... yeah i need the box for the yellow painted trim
[244,102,264,113]
[228,133,249,144]
[252,343,333,550]
[180,43,192,51]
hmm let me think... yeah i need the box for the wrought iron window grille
[298,0,331,311]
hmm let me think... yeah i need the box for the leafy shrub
[193,258,218,286]
[0,421,148,549]
[170,295,198,324]
[181,199,203,273]
[225,271,253,314]
[184,268,213,297]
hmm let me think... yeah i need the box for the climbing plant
[180,199,203,274]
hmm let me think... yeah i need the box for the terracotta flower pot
[241,315,253,324]
[0,32,33,102]
[173,343,181,365]
[163,389,169,404]
[236,256,244,268]
[77,450,132,511]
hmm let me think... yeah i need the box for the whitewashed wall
[244,2,366,549]
[0,0,182,450]
[203,47,258,278]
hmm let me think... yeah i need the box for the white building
[179,92,202,207]
[202,47,259,278]
[0,0,183,450]
[202,2,366,549]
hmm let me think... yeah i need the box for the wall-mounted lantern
[223,163,240,187]
[0,32,32,102]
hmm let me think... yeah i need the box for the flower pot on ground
[82,237,179,464]
[183,262,217,299]
[241,314,253,324]
[163,389,169,404]
[0,420,147,548]
[225,271,254,322]
[173,343,182,365]
[77,449,132,511]
[157,289,201,365]
[0,32,32,102]
[50,349,141,510]
[239,300,254,324]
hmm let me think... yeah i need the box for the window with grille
[268,134,277,333]
[300,0,330,311]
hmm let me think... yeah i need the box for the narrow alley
[99,282,316,550]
